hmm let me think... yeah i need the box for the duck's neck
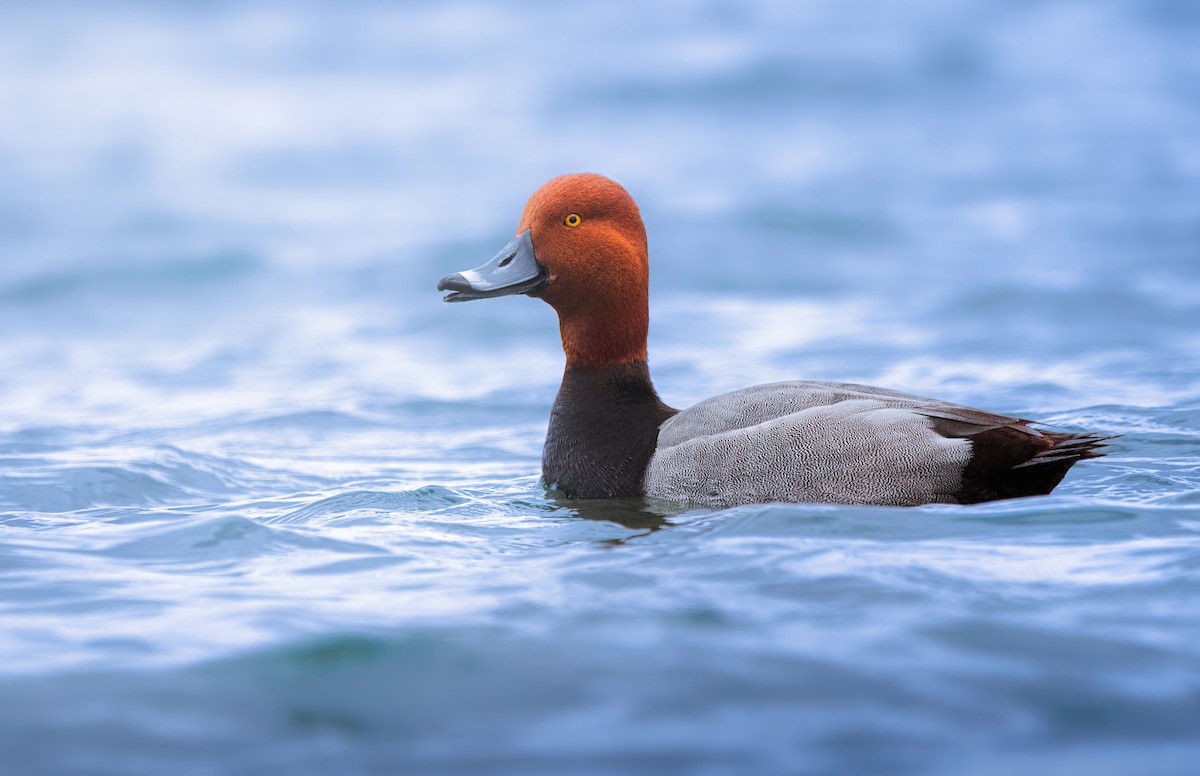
[542,359,677,498]
[556,298,648,367]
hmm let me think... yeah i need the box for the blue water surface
[2,1,1199,774]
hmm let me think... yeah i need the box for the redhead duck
[437,173,1109,507]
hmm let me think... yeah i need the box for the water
[2,1,1199,773]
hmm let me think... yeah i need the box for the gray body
[644,381,1009,507]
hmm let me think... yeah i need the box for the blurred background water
[1,0,1199,774]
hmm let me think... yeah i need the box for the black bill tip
[437,272,474,302]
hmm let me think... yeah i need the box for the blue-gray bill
[437,229,546,302]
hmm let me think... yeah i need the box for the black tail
[988,430,1115,501]
[1013,431,1116,469]
[952,427,1116,504]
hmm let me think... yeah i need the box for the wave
[0,444,326,513]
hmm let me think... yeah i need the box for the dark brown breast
[542,360,677,498]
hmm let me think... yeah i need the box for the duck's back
[644,381,1105,507]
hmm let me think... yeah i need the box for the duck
[436,173,1109,507]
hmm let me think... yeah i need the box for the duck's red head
[438,173,650,366]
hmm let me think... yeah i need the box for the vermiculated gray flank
[647,382,975,506]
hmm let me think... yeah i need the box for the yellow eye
[563,213,582,228]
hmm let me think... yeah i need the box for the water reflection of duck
[544,493,678,533]
[438,174,1110,508]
